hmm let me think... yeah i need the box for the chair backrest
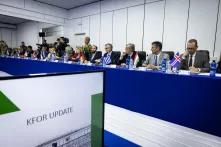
[137,51,147,62]
[96,51,102,58]
[113,51,121,60]
[162,51,174,60]
[197,50,210,60]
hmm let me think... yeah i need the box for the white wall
[100,12,113,51]
[65,0,221,58]
[43,26,64,44]
[89,14,101,48]
[16,21,39,49]
[127,5,144,51]
[64,18,81,49]
[0,28,17,48]
[112,9,127,52]
[0,0,67,25]
[82,16,90,36]
[16,21,59,49]
[163,0,189,53]
[0,0,68,49]
[143,1,165,54]
[187,0,219,58]
[214,0,221,60]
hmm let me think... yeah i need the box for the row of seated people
[75,38,220,73]
[1,37,221,73]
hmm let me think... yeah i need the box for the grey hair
[126,43,135,52]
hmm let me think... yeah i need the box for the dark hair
[188,39,198,48]
[27,46,32,49]
[105,43,113,50]
[152,41,162,51]
[85,36,90,41]
[60,37,65,41]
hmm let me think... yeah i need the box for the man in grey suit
[179,39,209,73]
[143,41,169,70]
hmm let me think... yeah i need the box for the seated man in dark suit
[118,43,140,67]
[99,43,119,65]
[85,45,102,63]
[217,54,221,73]
[25,45,34,58]
[32,49,41,59]
[179,39,210,73]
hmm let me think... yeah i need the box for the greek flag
[103,54,111,65]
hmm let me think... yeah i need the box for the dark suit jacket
[103,51,119,65]
[90,51,102,63]
[19,45,27,56]
[217,61,221,73]
[56,43,67,57]
[179,51,210,72]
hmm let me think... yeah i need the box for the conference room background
[0,0,221,147]
[0,0,221,58]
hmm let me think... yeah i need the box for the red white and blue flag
[170,52,181,68]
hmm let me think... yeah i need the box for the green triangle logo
[0,91,20,115]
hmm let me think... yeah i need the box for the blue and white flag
[170,52,181,68]
[103,54,111,65]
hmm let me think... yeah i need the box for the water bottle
[102,57,106,67]
[210,58,217,77]
[51,53,55,61]
[126,56,131,69]
[75,58,80,64]
[99,57,103,66]
[59,56,64,63]
[161,58,167,73]
[166,60,172,73]
[129,58,134,69]
[15,53,18,58]
[63,53,68,62]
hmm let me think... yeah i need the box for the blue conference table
[1,57,221,139]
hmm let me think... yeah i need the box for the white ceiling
[0,14,28,25]
[34,0,100,10]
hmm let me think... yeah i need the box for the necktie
[154,55,158,66]
[189,55,193,67]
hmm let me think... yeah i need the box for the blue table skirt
[104,131,139,147]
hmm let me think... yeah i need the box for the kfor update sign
[0,72,104,147]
